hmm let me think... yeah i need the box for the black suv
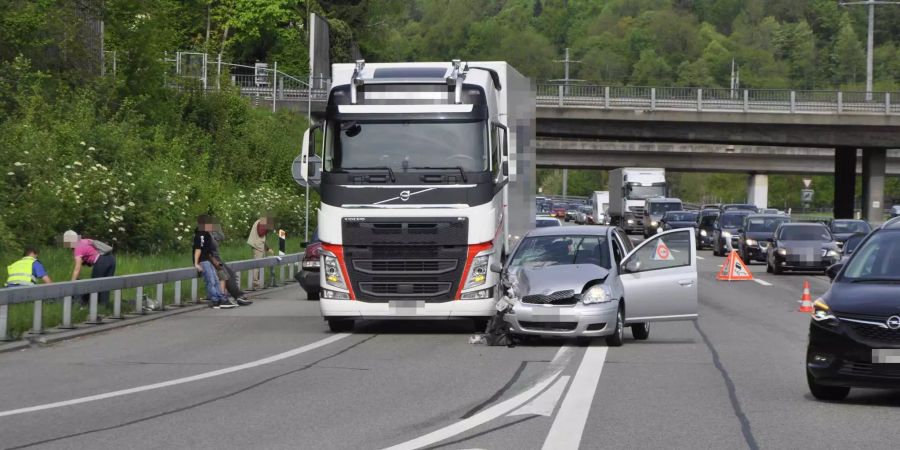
[695,209,719,250]
[737,214,791,263]
[806,217,900,401]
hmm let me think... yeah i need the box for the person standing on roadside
[64,230,116,306]
[247,215,274,290]
[211,225,252,306]
[6,247,52,287]
[194,215,235,309]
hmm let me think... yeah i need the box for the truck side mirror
[490,262,503,273]
[293,126,322,188]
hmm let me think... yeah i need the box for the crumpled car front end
[502,265,619,337]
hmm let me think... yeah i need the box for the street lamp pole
[841,0,900,101]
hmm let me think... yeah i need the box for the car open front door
[619,229,698,322]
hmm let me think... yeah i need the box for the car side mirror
[490,262,503,273]
[826,263,843,280]
[622,259,640,273]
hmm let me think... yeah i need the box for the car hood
[744,231,773,241]
[827,282,900,317]
[778,240,838,251]
[832,232,856,242]
[512,265,609,297]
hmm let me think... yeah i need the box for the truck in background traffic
[591,191,610,225]
[295,60,535,332]
[643,197,684,237]
[608,168,667,234]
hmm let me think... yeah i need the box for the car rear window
[778,225,831,241]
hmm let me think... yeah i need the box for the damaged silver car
[491,226,698,346]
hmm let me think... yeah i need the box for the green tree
[774,20,817,89]
[832,14,865,85]
[630,49,672,85]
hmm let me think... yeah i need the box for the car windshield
[665,212,698,221]
[719,214,748,228]
[579,206,592,213]
[843,234,866,254]
[535,219,559,228]
[325,119,488,172]
[778,226,831,241]
[832,220,871,234]
[842,232,900,281]
[509,235,611,269]
[723,205,757,212]
[649,202,682,215]
[627,184,666,199]
[746,217,790,232]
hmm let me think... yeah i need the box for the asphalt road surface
[1,245,899,450]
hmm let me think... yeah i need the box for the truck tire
[327,319,354,333]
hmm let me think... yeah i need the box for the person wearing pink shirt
[63,230,117,307]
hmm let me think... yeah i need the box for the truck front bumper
[320,298,496,319]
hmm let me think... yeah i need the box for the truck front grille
[359,282,452,297]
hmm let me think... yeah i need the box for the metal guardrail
[0,254,304,340]
[536,84,900,115]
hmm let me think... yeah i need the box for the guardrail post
[190,278,198,304]
[30,300,43,334]
[87,292,102,324]
[604,86,610,108]
[61,295,75,328]
[790,91,796,113]
[272,61,278,112]
[135,286,144,315]
[111,290,123,319]
[280,264,286,285]
[697,89,702,111]
[260,264,266,289]
[174,280,182,307]
[837,91,843,113]
[0,304,9,341]
[235,271,241,290]
[743,89,749,112]
[650,88,656,110]
[156,283,165,311]
[557,84,563,106]
[886,93,891,115]
[287,263,294,282]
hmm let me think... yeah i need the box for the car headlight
[700,229,707,237]
[302,259,320,268]
[656,227,663,234]
[745,239,757,246]
[825,250,840,258]
[722,231,732,238]
[322,253,347,289]
[777,248,787,256]
[581,284,613,305]
[812,299,839,325]
[464,253,491,290]
[627,219,635,224]
[650,221,658,227]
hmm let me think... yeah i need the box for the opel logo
[399,190,411,202]
[887,316,900,330]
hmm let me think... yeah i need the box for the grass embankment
[5,236,304,339]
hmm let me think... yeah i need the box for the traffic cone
[797,280,814,313]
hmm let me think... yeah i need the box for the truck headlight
[650,220,658,227]
[323,254,347,289]
[700,229,707,237]
[627,219,635,225]
[461,288,492,300]
[745,239,757,247]
[321,289,350,300]
[581,284,613,305]
[464,254,490,290]
[777,248,787,256]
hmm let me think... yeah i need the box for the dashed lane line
[753,279,773,286]
[0,333,351,418]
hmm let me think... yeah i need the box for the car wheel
[327,319,354,333]
[766,259,773,273]
[772,261,783,275]
[605,305,625,347]
[631,322,650,340]
[741,250,750,265]
[713,241,721,257]
[807,369,850,401]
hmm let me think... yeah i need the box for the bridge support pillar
[747,174,768,209]
[834,148,857,219]
[861,148,887,225]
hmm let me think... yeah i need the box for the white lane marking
[0,333,351,418]
[696,256,705,260]
[753,279,773,286]
[508,376,570,417]
[384,346,573,450]
[541,346,609,450]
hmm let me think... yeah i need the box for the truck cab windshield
[627,184,666,199]
[324,119,489,173]
[649,202,682,215]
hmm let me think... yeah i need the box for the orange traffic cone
[797,280,814,313]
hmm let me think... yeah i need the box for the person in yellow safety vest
[6,247,53,287]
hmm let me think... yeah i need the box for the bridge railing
[537,84,899,115]
[0,254,304,341]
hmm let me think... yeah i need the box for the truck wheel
[472,318,489,332]
[605,305,625,347]
[631,322,650,340]
[327,319,354,333]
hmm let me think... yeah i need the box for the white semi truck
[295,60,535,332]
[608,168,667,234]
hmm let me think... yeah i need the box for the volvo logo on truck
[295,59,535,333]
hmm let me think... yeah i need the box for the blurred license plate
[872,349,900,364]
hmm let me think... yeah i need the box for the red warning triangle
[717,250,754,281]
[653,239,674,261]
